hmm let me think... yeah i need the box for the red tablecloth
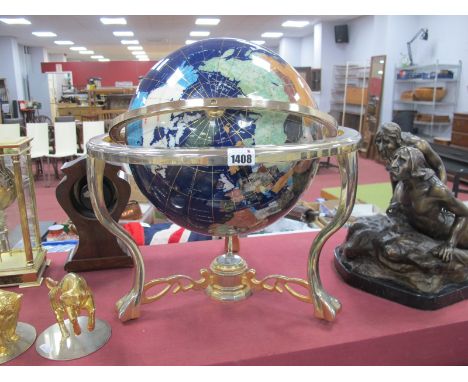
[6,230,468,365]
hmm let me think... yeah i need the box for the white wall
[300,35,314,67]
[0,37,25,102]
[29,47,52,118]
[279,37,302,67]
[48,53,67,62]
[319,15,468,126]
[416,16,468,113]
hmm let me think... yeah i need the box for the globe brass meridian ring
[108,98,339,145]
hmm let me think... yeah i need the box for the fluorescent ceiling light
[54,40,74,45]
[70,46,86,51]
[79,50,94,55]
[251,40,265,45]
[128,46,143,50]
[132,51,147,56]
[100,17,126,25]
[185,40,197,45]
[189,31,210,37]
[113,31,134,37]
[32,31,57,37]
[281,20,310,28]
[195,18,220,25]
[0,18,31,25]
[121,40,139,45]
[91,55,104,59]
[138,58,150,61]
[261,32,283,38]
[98,58,110,62]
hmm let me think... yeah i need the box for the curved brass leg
[86,156,145,322]
[307,151,358,321]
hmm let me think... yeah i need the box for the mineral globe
[127,38,333,236]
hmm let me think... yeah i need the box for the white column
[279,37,302,67]
[0,37,25,102]
[29,47,51,118]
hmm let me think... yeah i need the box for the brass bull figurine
[46,273,95,339]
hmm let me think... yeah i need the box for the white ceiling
[0,15,359,61]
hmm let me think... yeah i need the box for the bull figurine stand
[35,273,111,361]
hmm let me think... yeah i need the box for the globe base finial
[205,252,252,302]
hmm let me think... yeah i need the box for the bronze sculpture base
[335,215,468,310]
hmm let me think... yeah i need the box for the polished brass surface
[26,153,42,249]
[244,270,312,303]
[108,98,338,144]
[0,138,47,285]
[0,289,23,357]
[87,156,144,322]
[0,248,47,286]
[0,289,36,364]
[35,317,111,361]
[142,270,211,303]
[206,253,252,301]
[12,155,34,266]
[142,259,312,304]
[0,149,16,255]
[46,273,96,339]
[87,125,360,322]
[307,151,358,321]
[88,127,360,166]
[0,160,16,210]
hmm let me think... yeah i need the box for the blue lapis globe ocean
[127,38,325,236]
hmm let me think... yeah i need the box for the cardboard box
[345,86,368,105]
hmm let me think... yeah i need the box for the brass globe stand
[206,236,252,302]
[86,98,360,323]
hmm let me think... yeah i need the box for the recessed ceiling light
[128,46,143,51]
[189,31,210,37]
[98,58,110,62]
[138,57,150,61]
[100,17,126,25]
[79,50,94,55]
[261,32,283,38]
[113,31,134,37]
[185,40,197,45]
[0,18,31,25]
[70,46,87,51]
[281,21,310,28]
[132,51,147,56]
[121,40,139,45]
[195,18,220,26]
[251,40,266,45]
[32,31,57,37]
[54,40,74,45]
[91,55,104,59]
